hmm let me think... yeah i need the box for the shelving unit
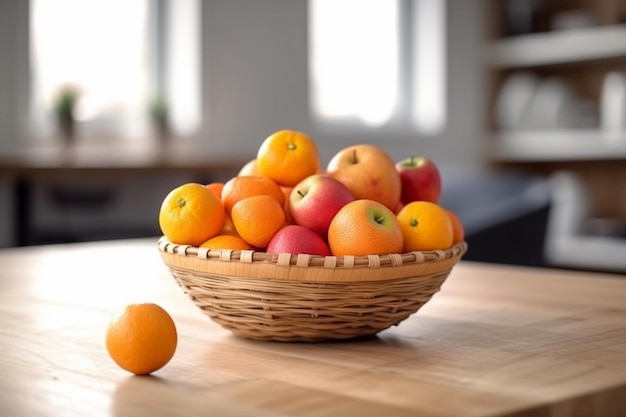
[486,2,626,163]
[485,0,626,272]
[489,24,626,68]
[492,130,626,162]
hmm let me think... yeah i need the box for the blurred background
[0,0,625,273]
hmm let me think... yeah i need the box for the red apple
[395,156,442,204]
[289,174,355,238]
[266,225,332,256]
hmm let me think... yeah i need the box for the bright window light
[31,0,150,138]
[308,0,400,127]
[412,0,446,134]
[165,0,201,137]
[309,0,446,134]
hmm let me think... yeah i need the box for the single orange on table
[256,129,320,187]
[221,175,285,214]
[328,199,403,256]
[105,303,177,375]
[231,194,286,248]
[200,234,252,250]
[397,201,453,252]
[445,208,465,244]
[159,183,225,246]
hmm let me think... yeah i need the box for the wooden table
[1,239,625,417]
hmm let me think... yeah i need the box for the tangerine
[205,182,224,200]
[105,303,177,375]
[159,183,225,246]
[281,185,294,224]
[220,213,239,236]
[445,208,465,244]
[256,130,320,187]
[397,201,453,251]
[200,234,253,250]
[221,175,285,214]
[231,195,286,248]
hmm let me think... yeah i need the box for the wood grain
[0,239,625,416]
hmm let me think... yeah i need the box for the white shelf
[489,25,626,68]
[491,130,626,162]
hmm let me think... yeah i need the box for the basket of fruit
[157,130,467,342]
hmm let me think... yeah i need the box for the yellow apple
[326,144,401,211]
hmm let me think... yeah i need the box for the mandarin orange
[220,213,239,236]
[256,130,320,187]
[221,175,285,214]
[445,208,465,244]
[159,183,225,246]
[105,303,177,375]
[205,182,224,200]
[281,185,294,224]
[231,195,286,248]
[200,234,252,250]
[397,201,453,251]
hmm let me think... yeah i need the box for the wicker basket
[158,237,467,342]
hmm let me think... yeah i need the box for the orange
[238,158,261,176]
[256,130,320,187]
[220,213,239,236]
[328,199,403,256]
[221,175,285,214]
[281,185,294,224]
[206,182,224,200]
[445,209,465,244]
[200,234,252,250]
[397,201,453,252]
[105,303,177,375]
[159,183,225,246]
[231,195,285,248]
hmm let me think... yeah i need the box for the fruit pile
[158,129,464,257]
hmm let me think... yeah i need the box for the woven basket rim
[157,236,467,269]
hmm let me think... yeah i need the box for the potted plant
[149,95,170,144]
[53,85,80,145]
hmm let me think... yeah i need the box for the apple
[238,158,261,176]
[326,144,401,211]
[289,174,355,238]
[395,156,442,204]
[266,225,332,256]
[327,199,404,256]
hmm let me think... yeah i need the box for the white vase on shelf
[600,71,626,141]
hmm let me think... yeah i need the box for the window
[309,0,401,127]
[29,0,200,142]
[308,0,446,134]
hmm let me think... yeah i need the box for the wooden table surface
[1,238,625,417]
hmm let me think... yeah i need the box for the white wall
[200,0,311,159]
[0,0,28,247]
[0,0,29,153]
[200,0,487,174]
